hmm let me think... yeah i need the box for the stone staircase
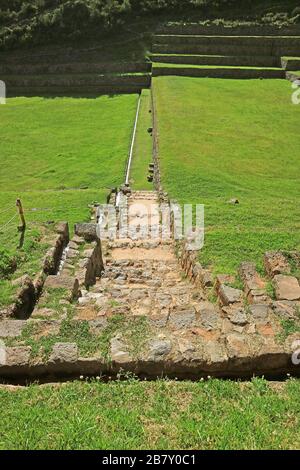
[1,190,299,378]
[76,190,205,323]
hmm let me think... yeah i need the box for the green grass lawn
[0,95,138,306]
[153,76,300,274]
[0,378,299,450]
[130,89,153,190]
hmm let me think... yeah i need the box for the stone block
[168,306,196,329]
[75,223,99,242]
[273,275,300,301]
[110,335,132,363]
[4,346,31,367]
[264,252,291,278]
[49,343,78,364]
[239,262,266,295]
[147,339,172,362]
[44,275,79,300]
[219,285,243,306]
[198,301,220,330]
[248,304,270,323]
[0,320,26,338]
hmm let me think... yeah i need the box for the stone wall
[0,62,152,75]
[152,66,285,79]
[152,54,280,68]
[0,223,69,320]
[0,317,299,380]
[152,43,300,57]
[156,25,300,36]
[31,232,104,320]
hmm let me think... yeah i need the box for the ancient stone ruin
[0,186,299,381]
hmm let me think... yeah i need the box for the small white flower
[79,375,84,380]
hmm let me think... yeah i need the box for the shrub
[0,0,298,51]
[292,7,300,16]
[0,249,18,279]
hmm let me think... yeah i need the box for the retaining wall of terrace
[0,62,152,76]
[6,86,147,97]
[0,223,69,320]
[152,54,281,67]
[4,74,152,97]
[152,67,285,79]
[155,36,300,47]
[0,337,299,381]
[157,25,300,36]
[152,44,300,56]
[3,74,151,88]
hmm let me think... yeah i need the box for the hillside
[0,0,299,52]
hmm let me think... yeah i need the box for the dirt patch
[75,306,99,320]
[112,247,175,261]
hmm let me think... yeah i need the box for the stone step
[102,265,181,276]
[154,35,300,47]
[7,85,146,98]
[80,287,201,315]
[152,64,285,79]
[129,193,158,197]
[0,62,152,75]
[105,239,173,250]
[156,25,300,37]
[90,282,197,294]
[130,191,158,196]
[152,42,300,57]
[110,247,176,262]
[151,53,281,68]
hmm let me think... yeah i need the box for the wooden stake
[16,198,26,231]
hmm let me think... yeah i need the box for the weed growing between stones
[266,281,276,300]
[0,227,50,308]
[37,288,70,316]
[98,315,152,362]
[278,308,300,342]
[5,317,99,360]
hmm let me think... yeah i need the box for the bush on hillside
[0,249,18,279]
[0,0,298,50]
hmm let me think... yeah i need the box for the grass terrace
[0,378,299,450]
[153,76,300,274]
[0,94,138,307]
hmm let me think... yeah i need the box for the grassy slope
[130,89,153,190]
[0,378,299,450]
[153,76,300,274]
[0,95,138,305]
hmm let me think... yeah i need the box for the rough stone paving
[0,191,299,380]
